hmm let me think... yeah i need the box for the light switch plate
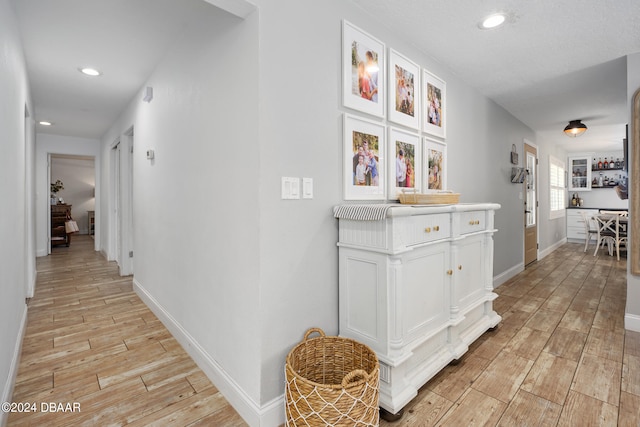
[302,178,313,199]
[281,177,300,199]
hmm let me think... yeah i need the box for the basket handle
[303,328,326,341]
[341,369,369,387]
[401,188,418,203]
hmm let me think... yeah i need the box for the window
[549,156,565,219]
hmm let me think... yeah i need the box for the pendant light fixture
[564,120,587,137]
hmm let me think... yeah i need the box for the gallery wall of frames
[342,20,448,201]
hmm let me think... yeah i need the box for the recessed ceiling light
[39,121,53,126]
[79,67,101,76]
[479,13,506,29]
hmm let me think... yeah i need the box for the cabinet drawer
[459,211,486,234]
[567,226,586,240]
[407,214,450,245]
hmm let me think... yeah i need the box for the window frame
[549,155,566,220]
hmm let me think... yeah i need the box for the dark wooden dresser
[51,204,72,247]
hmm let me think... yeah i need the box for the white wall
[253,0,535,413]
[34,134,100,256]
[0,0,33,423]
[99,0,262,420]
[51,157,96,234]
[626,52,640,332]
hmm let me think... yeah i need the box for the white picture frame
[342,20,385,118]
[388,127,421,200]
[343,114,386,200]
[424,137,447,191]
[423,69,446,139]
[388,49,420,130]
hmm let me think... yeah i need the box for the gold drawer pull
[469,220,480,225]
[447,269,453,275]
[458,265,463,270]
[425,227,431,233]
[434,225,440,231]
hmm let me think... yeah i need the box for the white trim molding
[133,279,283,427]
[626,313,640,332]
[493,262,525,288]
[1,305,28,427]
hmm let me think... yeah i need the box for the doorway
[109,128,134,276]
[524,142,538,266]
[49,155,96,253]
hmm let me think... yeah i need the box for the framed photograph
[388,49,420,130]
[388,127,421,200]
[342,20,385,118]
[344,114,386,200]
[423,70,446,139]
[424,137,447,191]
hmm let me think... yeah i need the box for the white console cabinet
[336,203,501,414]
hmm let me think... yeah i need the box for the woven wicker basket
[285,328,380,426]
[398,189,460,205]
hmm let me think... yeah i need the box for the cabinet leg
[380,407,404,422]
[449,358,461,366]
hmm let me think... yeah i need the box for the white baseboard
[539,238,567,260]
[133,279,283,427]
[1,305,28,427]
[625,313,640,332]
[493,262,524,288]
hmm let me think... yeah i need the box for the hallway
[7,237,640,426]
[8,236,246,426]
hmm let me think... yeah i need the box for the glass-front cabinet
[568,155,591,191]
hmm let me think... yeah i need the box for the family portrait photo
[423,70,446,138]
[342,21,385,118]
[343,114,386,200]
[395,141,415,188]
[388,49,420,130]
[352,130,380,187]
[389,127,421,199]
[427,83,442,127]
[426,138,446,190]
[352,44,380,104]
[394,65,415,117]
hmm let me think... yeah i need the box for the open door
[524,142,538,266]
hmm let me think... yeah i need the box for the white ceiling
[11,0,640,152]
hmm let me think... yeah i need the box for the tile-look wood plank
[436,388,506,427]
[521,351,578,405]
[503,326,551,361]
[618,391,640,427]
[472,351,534,403]
[584,327,625,362]
[543,327,588,361]
[557,390,618,427]
[622,353,640,396]
[497,390,562,427]
[571,353,622,406]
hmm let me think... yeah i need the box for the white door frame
[109,131,134,276]
[523,139,539,265]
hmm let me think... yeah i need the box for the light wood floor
[382,242,640,426]
[8,235,247,426]
[9,237,640,426]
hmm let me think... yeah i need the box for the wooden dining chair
[580,211,598,252]
[593,214,616,257]
[612,214,628,261]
